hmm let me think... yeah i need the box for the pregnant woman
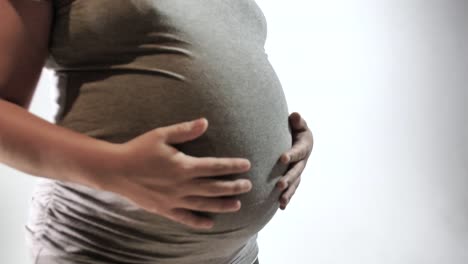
[0,0,313,263]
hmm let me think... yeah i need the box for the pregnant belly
[50,54,292,260]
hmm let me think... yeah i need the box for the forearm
[0,99,118,190]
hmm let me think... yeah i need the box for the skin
[0,0,314,227]
[277,112,314,210]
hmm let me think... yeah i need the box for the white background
[1,1,467,263]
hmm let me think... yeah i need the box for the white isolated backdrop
[1,1,467,263]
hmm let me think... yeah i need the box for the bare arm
[0,99,120,189]
[0,0,256,229]
[0,0,118,190]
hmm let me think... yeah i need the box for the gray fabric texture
[25,0,292,263]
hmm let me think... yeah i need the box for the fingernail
[243,160,251,170]
[192,118,202,128]
[277,180,286,189]
[276,182,283,190]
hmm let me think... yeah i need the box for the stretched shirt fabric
[25,0,292,263]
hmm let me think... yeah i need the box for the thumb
[160,117,208,144]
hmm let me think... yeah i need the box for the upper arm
[0,0,53,109]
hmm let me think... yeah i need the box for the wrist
[55,138,125,192]
[84,140,127,192]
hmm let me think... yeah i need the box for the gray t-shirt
[26,0,292,263]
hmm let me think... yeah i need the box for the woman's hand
[98,118,253,230]
[276,112,314,210]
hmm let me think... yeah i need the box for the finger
[289,112,309,131]
[279,152,291,164]
[188,178,252,197]
[182,156,251,178]
[168,208,214,229]
[161,118,208,144]
[279,113,311,165]
[279,176,301,210]
[276,160,306,191]
[282,139,310,164]
[181,196,242,213]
